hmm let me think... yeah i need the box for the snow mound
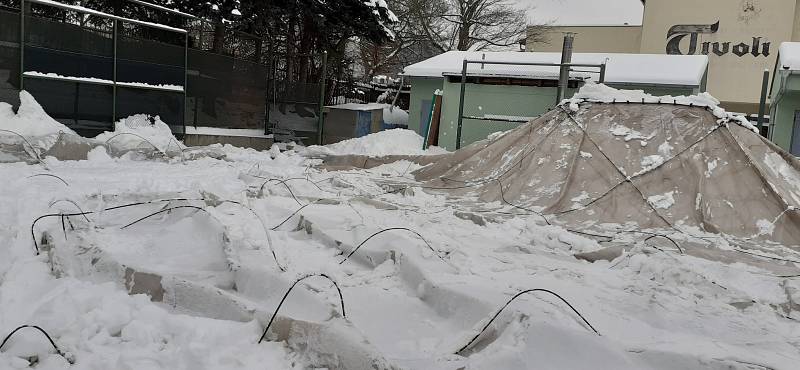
[95,114,184,153]
[0,91,75,137]
[382,105,409,127]
[305,129,447,157]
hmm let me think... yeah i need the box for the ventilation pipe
[556,33,575,105]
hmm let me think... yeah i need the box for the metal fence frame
[20,0,188,133]
[455,59,607,149]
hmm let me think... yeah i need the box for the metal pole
[317,51,327,145]
[112,19,117,123]
[556,32,575,104]
[19,0,25,91]
[456,59,467,150]
[184,31,188,134]
[599,63,606,84]
[757,68,769,137]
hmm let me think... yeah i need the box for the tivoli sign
[666,21,770,57]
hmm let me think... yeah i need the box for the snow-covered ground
[1,92,799,369]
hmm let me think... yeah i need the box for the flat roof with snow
[403,51,709,87]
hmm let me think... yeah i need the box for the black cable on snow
[214,199,285,272]
[258,178,331,206]
[455,288,599,355]
[26,173,69,187]
[0,325,70,362]
[48,199,90,222]
[31,198,205,254]
[258,274,345,343]
[0,129,47,168]
[338,227,444,265]
[258,178,303,205]
[270,201,318,231]
[643,234,684,254]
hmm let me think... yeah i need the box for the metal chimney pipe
[556,32,575,104]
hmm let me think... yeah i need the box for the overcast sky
[516,0,644,26]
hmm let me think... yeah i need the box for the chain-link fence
[266,52,325,144]
[0,0,275,138]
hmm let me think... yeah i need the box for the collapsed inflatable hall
[412,85,800,251]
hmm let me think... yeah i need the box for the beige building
[528,0,800,113]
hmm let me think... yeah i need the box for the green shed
[403,51,709,150]
[769,43,800,155]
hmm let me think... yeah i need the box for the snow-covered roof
[524,0,643,26]
[403,51,709,87]
[325,103,386,111]
[778,42,800,71]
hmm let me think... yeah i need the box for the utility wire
[455,288,599,355]
[258,274,345,343]
[0,325,71,363]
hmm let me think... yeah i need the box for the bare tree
[354,0,549,79]
[414,0,545,52]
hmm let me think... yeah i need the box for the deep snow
[0,91,799,369]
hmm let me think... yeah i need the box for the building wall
[528,26,642,53]
[639,0,797,110]
[408,77,443,135]
[527,0,800,114]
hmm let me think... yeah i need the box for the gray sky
[516,0,644,26]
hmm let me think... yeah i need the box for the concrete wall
[184,134,273,150]
[408,77,444,135]
[528,25,642,53]
[437,80,577,150]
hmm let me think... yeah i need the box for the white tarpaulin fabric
[414,101,800,251]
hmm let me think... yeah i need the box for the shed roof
[403,51,709,87]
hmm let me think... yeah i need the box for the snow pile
[565,83,757,132]
[0,91,75,137]
[95,114,184,153]
[304,128,447,156]
[382,105,409,127]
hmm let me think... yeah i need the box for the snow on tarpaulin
[0,91,75,138]
[95,114,185,153]
[415,84,800,249]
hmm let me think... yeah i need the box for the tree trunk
[286,15,297,82]
[212,22,225,54]
[457,23,471,51]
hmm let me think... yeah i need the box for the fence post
[757,69,769,137]
[112,19,117,123]
[456,59,467,150]
[19,0,24,91]
[599,63,606,84]
[556,33,575,105]
[317,51,327,145]
[183,31,188,134]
